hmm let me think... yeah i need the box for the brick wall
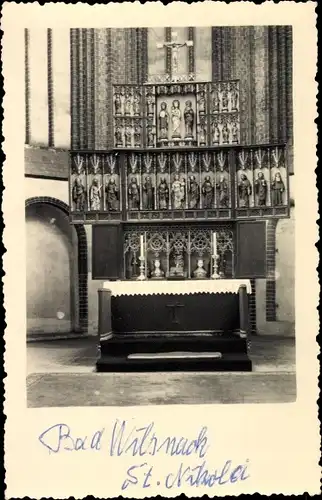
[266,219,278,321]
[25,146,69,179]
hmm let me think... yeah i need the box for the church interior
[25,27,296,404]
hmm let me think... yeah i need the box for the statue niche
[128,177,140,210]
[188,175,200,209]
[105,177,119,211]
[89,177,101,211]
[184,100,195,139]
[158,101,169,141]
[169,247,186,278]
[238,173,252,208]
[271,172,285,206]
[143,175,154,210]
[171,99,182,139]
[158,177,169,210]
[72,176,86,211]
[254,171,268,206]
[202,176,214,209]
[171,174,185,209]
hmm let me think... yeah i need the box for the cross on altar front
[157,31,193,79]
[166,302,184,324]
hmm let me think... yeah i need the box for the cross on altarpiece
[166,302,185,324]
[157,31,193,79]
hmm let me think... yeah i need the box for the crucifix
[157,31,193,80]
[166,302,184,324]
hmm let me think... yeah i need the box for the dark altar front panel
[236,221,266,278]
[111,292,240,333]
[92,224,123,280]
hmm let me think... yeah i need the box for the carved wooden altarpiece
[69,80,290,282]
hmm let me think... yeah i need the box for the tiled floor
[26,335,296,407]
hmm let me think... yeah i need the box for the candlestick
[212,231,217,257]
[211,254,220,279]
[136,255,146,281]
[140,234,144,259]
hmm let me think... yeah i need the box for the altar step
[96,353,252,372]
[96,332,252,372]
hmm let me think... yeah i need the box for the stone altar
[96,279,252,372]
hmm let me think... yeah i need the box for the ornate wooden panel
[111,80,240,149]
[123,224,235,281]
[234,145,289,218]
[69,144,289,223]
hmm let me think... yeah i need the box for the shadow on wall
[26,203,79,335]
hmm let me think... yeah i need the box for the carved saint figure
[193,258,207,279]
[231,86,239,111]
[114,93,122,115]
[125,126,132,147]
[143,176,154,210]
[128,177,140,210]
[271,172,285,206]
[188,175,200,209]
[124,92,133,115]
[133,92,141,116]
[216,174,229,208]
[158,177,169,210]
[134,125,141,147]
[171,100,182,139]
[159,102,169,140]
[115,127,123,147]
[212,89,220,112]
[199,123,207,146]
[238,173,252,208]
[255,171,268,206]
[184,100,195,138]
[172,174,185,209]
[202,176,214,209]
[212,122,220,145]
[146,93,154,116]
[232,122,239,144]
[72,176,86,211]
[221,88,229,111]
[89,178,101,211]
[151,258,164,279]
[105,178,119,211]
[147,128,154,147]
[198,91,206,115]
[169,248,185,277]
[222,123,230,144]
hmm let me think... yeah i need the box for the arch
[25,196,88,334]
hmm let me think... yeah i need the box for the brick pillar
[94,28,112,149]
[249,278,257,335]
[70,28,79,149]
[266,219,278,321]
[285,26,294,174]
[137,28,148,84]
[253,26,270,143]
[268,26,279,143]
[211,27,222,81]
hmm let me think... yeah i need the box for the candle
[140,235,144,259]
[212,232,217,256]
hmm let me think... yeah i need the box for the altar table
[96,279,252,372]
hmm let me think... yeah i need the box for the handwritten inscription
[110,420,208,458]
[38,423,104,453]
[38,420,250,490]
[121,459,250,490]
